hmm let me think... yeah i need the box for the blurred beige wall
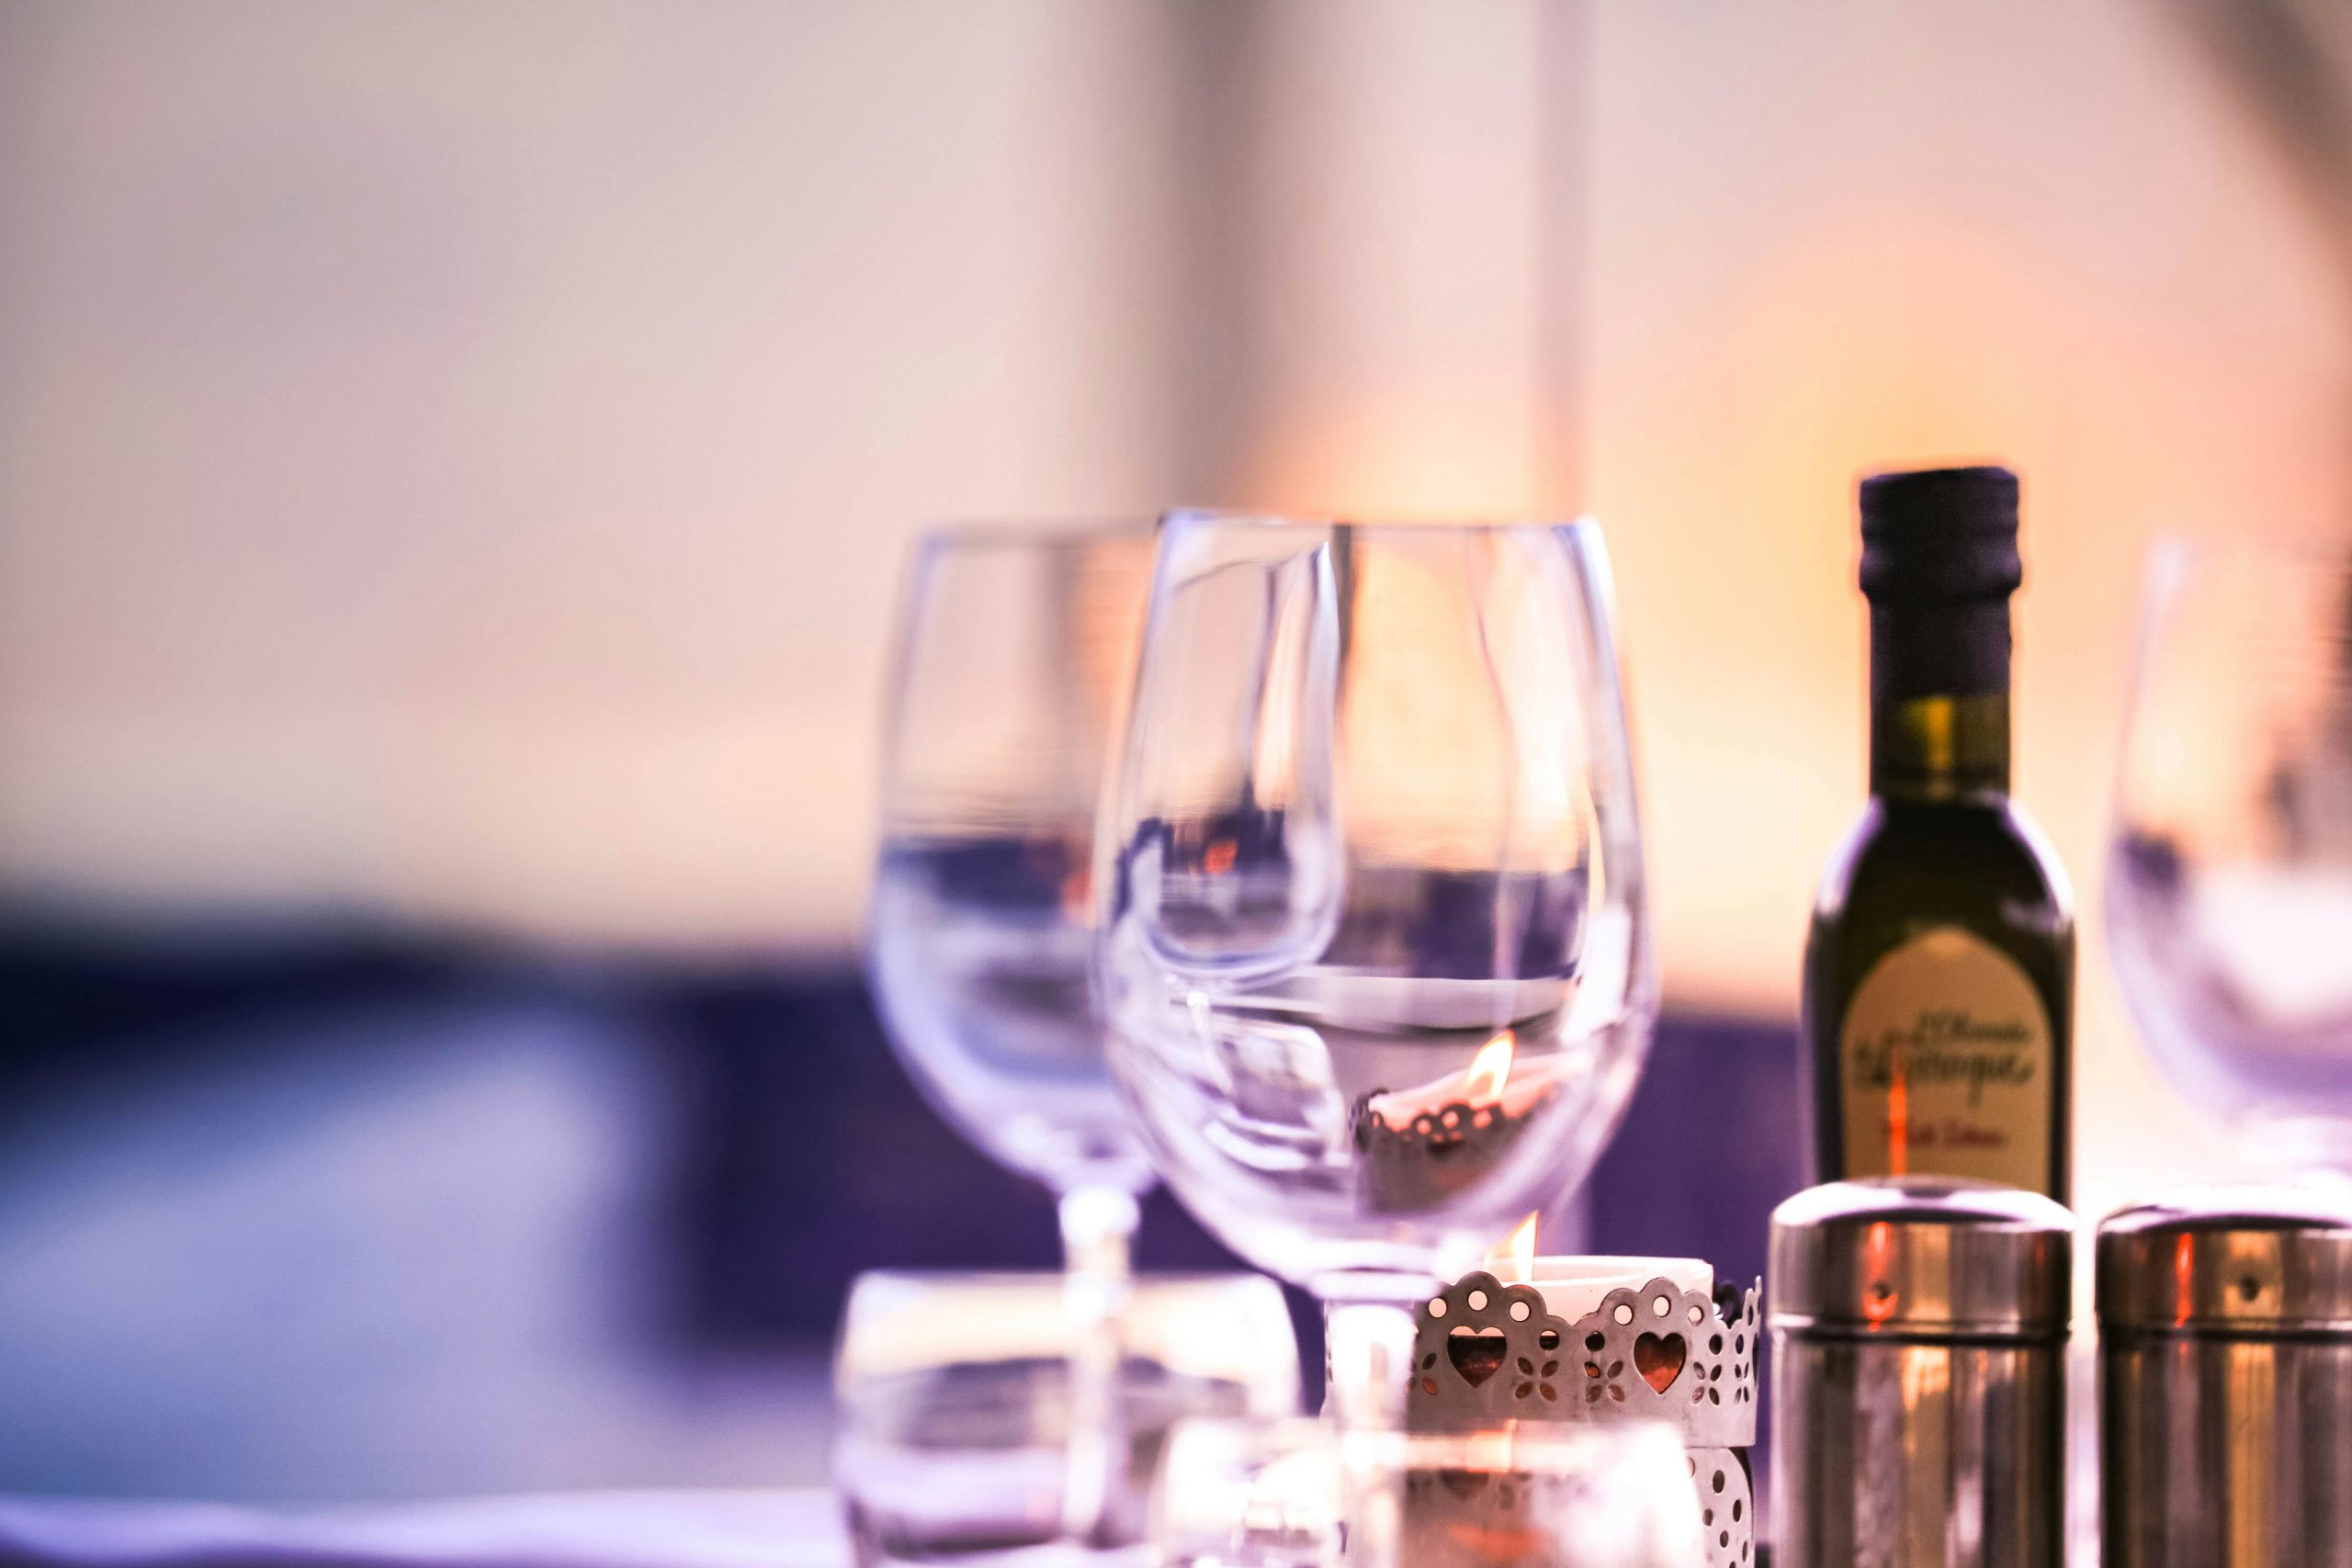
[2,1,2347,1202]
[0,0,1571,953]
[0,2,1191,950]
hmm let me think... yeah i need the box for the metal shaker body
[2098,1187,2352,1568]
[1769,1178,2073,1568]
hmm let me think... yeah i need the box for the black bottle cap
[1859,464,2022,604]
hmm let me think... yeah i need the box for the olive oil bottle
[1803,465,2073,1201]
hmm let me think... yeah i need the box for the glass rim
[910,515,1611,548]
[2132,530,2352,648]
[1163,508,1600,539]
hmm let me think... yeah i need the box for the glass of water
[1096,515,1657,1561]
[835,1271,1300,1568]
[2109,536,2352,1179]
[868,524,1160,1549]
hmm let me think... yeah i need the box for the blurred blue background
[0,918,1792,1496]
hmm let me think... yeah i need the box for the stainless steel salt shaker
[2099,1186,2352,1568]
[1769,1177,2071,1568]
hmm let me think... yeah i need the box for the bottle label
[1838,926,2052,1190]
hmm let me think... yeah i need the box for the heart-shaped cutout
[1446,1326,1507,1387]
[1633,1332,1686,1394]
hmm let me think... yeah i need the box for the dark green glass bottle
[1803,466,2073,1202]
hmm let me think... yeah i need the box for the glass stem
[1323,1290,1431,1568]
[1323,1297,1419,1427]
[1058,1184,1139,1548]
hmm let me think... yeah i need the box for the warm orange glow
[2174,1233,2195,1327]
[1454,1427,1517,1475]
[1461,1030,1517,1103]
[1202,838,1237,875]
[1057,863,1091,920]
[1863,1219,1898,1327]
[1885,1067,1909,1179]
[1492,1212,1541,1284]
[1900,1348,1951,1411]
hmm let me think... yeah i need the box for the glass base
[834,1271,1304,1568]
[852,1537,1153,1568]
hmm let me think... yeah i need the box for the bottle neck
[1868,602,2012,802]
[1871,693,2010,800]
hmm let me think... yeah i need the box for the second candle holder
[1406,1267,1760,1568]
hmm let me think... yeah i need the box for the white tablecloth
[0,1488,850,1568]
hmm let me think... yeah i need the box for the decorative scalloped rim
[1408,1269,1760,1449]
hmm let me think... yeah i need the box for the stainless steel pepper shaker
[2098,1186,2352,1568]
[1769,1177,2071,1568]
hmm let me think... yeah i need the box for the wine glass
[1096,515,1657,1438]
[868,522,1159,1551]
[2109,535,2352,1179]
[835,1271,1300,1568]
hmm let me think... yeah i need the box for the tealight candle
[1500,1256,1714,1325]
[1485,1216,1713,1324]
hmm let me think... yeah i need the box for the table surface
[0,1488,851,1568]
[0,1481,2111,1568]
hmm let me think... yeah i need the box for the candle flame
[1461,1029,1515,1103]
[1492,1211,1540,1284]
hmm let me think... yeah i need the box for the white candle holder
[1407,1268,1760,1568]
